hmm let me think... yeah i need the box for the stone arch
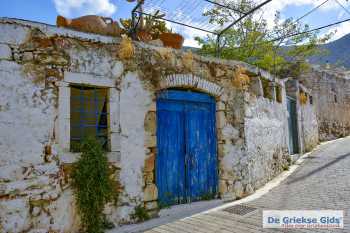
[159,74,224,97]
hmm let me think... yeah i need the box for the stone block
[108,151,121,163]
[148,102,156,112]
[216,111,226,129]
[144,154,155,172]
[245,184,254,195]
[218,180,228,195]
[0,44,12,60]
[22,52,34,62]
[144,172,154,185]
[145,201,158,210]
[143,184,158,202]
[145,135,156,148]
[217,101,226,111]
[221,124,239,141]
[217,144,225,158]
[110,133,121,152]
[222,193,236,202]
[233,181,243,198]
[144,111,156,134]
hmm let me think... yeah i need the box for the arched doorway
[156,89,218,206]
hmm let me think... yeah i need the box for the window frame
[70,84,110,152]
[57,72,119,154]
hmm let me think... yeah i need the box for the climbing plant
[71,137,115,233]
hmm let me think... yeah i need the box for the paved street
[145,137,350,233]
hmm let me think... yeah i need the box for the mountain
[185,33,350,69]
[309,33,350,68]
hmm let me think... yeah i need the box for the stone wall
[0,18,302,232]
[0,42,78,233]
[300,96,319,152]
[299,66,350,141]
[284,79,319,155]
[244,93,289,190]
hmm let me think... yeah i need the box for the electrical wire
[269,0,331,39]
[334,0,350,17]
[224,17,350,51]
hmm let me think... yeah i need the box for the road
[145,137,350,233]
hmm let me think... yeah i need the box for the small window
[70,85,109,151]
[309,96,313,105]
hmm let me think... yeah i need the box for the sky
[1,0,350,47]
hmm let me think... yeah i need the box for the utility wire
[334,0,350,17]
[269,0,330,39]
[221,17,350,50]
[270,17,350,43]
[219,0,273,36]
[295,0,331,23]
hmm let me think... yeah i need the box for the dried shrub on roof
[299,92,308,105]
[182,51,194,71]
[232,66,250,91]
[118,35,134,60]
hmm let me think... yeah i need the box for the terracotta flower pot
[159,33,184,49]
[136,30,153,42]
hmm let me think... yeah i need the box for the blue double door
[156,90,218,206]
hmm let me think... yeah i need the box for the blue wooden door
[156,90,217,206]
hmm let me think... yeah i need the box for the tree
[195,0,333,77]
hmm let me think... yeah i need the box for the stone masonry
[0,18,319,232]
[299,65,350,142]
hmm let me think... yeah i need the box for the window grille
[70,85,109,151]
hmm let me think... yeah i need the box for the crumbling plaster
[0,18,318,232]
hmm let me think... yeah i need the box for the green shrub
[282,164,290,171]
[71,137,115,233]
[131,205,150,222]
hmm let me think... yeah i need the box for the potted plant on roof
[120,10,167,42]
[159,30,184,49]
[140,10,167,42]
[120,7,184,49]
[142,10,184,48]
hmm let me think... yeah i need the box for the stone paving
[145,137,350,233]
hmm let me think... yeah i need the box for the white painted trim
[64,71,116,87]
[57,74,119,152]
[57,85,70,150]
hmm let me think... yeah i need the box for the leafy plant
[282,164,290,171]
[195,0,334,77]
[71,137,115,233]
[131,205,150,222]
[119,18,132,32]
[143,11,170,39]
[120,10,170,40]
